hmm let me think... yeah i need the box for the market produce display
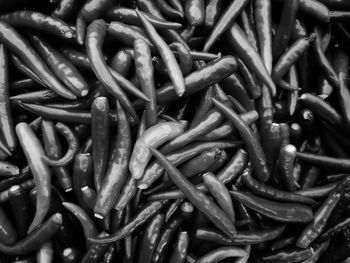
[0,0,349,262]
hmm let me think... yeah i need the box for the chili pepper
[0,11,74,39]
[136,10,185,97]
[9,185,32,239]
[204,0,222,30]
[241,166,315,204]
[212,98,269,182]
[287,66,299,116]
[300,166,321,190]
[16,122,51,233]
[94,102,131,218]
[275,144,299,191]
[296,177,349,248]
[226,23,276,97]
[10,90,58,103]
[29,35,89,97]
[238,8,258,51]
[90,200,168,243]
[42,122,79,167]
[296,182,338,199]
[138,214,164,263]
[164,199,183,222]
[81,186,96,210]
[139,141,238,190]
[203,0,249,51]
[62,202,98,244]
[313,27,340,89]
[168,231,189,263]
[156,0,183,20]
[272,0,300,61]
[86,19,137,120]
[0,22,75,99]
[62,247,83,263]
[42,120,72,192]
[134,39,157,127]
[238,60,260,100]
[0,213,62,255]
[318,217,350,242]
[190,86,214,128]
[297,152,350,171]
[10,78,39,90]
[150,147,237,237]
[113,177,137,211]
[185,0,205,27]
[169,42,192,75]
[81,232,110,263]
[230,190,313,223]
[195,246,247,263]
[271,236,297,251]
[152,216,182,263]
[37,241,53,263]
[0,43,15,151]
[105,7,182,29]
[272,35,315,83]
[195,225,286,245]
[130,121,186,180]
[51,0,78,20]
[256,247,313,263]
[0,161,18,177]
[109,51,132,77]
[0,205,16,246]
[0,165,31,192]
[0,179,34,203]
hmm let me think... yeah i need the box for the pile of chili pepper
[0,0,350,262]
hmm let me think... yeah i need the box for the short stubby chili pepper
[16,122,51,233]
[230,190,313,223]
[149,147,237,238]
[185,0,205,27]
[129,121,187,180]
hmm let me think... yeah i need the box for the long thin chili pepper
[136,9,185,97]
[296,177,350,248]
[212,98,269,182]
[0,213,62,256]
[195,247,247,263]
[237,58,260,99]
[138,214,164,263]
[41,120,72,192]
[256,247,313,263]
[129,121,186,180]
[0,11,75,39]
[42,122,79,167]
[86,19,137,120]
[134,39,157,127]
[195,225,286,245]
[0,22,75,99]
[203,0,249,51]
[226,23,276,97]
[90,200,168,243]
[104,8,182,29]
[156,0,183,20]
[94,102,131,218]
[230,190,313,223]
[150,147,237,237]
[16,122,51,233]
[297,152,350,171]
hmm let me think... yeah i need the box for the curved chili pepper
[81,232,110,262]
[195,246,247,263]
[150,147,236,237]
[42,122,79,167]
[204,0,222,30]
[297,178,350,248]
[238,8,258,51]
[0,213,62,256]
[185,0,205,27]
[156,0,183,20]
[62,202,98,244]
[0,22,75,99]
[134,39,157,127]
[313,27,340,89]
[296,182,338,199]
[130,121,186,180]
[16,122,51,233]
[203,0,249,51]
[105,7,182,29]
[226,23,276,97]
[241,166,315,204]
[51,0,78,20]
[29,35,89,97]
[272,35,315,82]
[237,58,260,99]
[138,214,164,263]
[203,172,235,221]
[86,19,137,120]
[0,44,15,151]
[136,10,185,97]
[0,11,74,39]
[41,120,72,192]
[152,216,182,263]
[257,247,313,263]
[169,42,192,75]
[139,141,238,189]
[10,90,58,103]
[195,225,286,245]
[212,98,269,182]
[90,200,168,243]
[272,0,300,61]
[230,190,313,223]
[94,102,131,218]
